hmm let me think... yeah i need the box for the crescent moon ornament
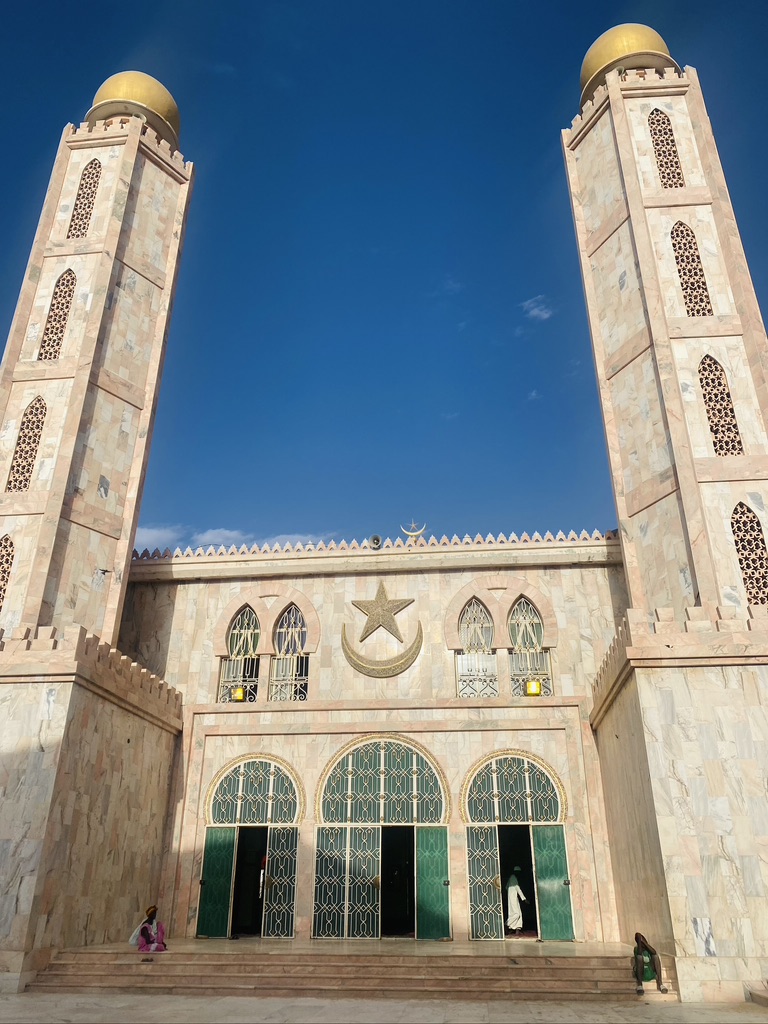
[342,622,424,678]
[401,520,426,539]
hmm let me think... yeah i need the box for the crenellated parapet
[66,117,191,177]
[0,623,182,733]
[564,66,687,142]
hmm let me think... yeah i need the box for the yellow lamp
[231,686,246,702]
[525,679,543,697]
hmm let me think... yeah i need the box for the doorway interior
[230,826,268,936]
[381,825,415,937]
[498,824,538,937]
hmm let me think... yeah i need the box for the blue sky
[2,1,767,551]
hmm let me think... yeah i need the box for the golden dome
[87,71,181,147]
[580,24,679,106]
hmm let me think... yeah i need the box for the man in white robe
[505,872,527,934]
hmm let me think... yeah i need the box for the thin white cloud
[430,273,464,297]
[134,525,186,550]
[441,411,460,421]
[191,528,254,547]
[527,389,541,401]
[521,295,554,321]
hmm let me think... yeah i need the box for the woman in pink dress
[137,905,167,952]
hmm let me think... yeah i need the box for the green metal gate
[466,825,504,939]
[263,826,300,938]
[197,827,236,937]
[312,825,381,938]
[416,826,451,939]
[533,825,574,940]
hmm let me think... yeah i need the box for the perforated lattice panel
[671,221,713,316]
[67,159,101,239]
[6,397,46,492]
[211,759,298,825]
[648,108,685,188]
[732,502,768,604]
[38,270,76,361]
[698,355,743,456]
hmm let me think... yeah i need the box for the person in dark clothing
[633,933,668,995]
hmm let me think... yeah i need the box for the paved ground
[0,993,766,1023]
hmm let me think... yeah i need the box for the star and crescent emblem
[342,580,423,677]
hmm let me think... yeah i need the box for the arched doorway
[197,756,302,938]
[463,752,574,940]
[313,737,450,940]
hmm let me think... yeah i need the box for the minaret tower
[564,27,768,1000]
[564,25,768,617]
[0,72,193,644]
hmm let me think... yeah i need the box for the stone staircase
[28,948,677,1001]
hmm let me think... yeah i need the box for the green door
[197,827,236,937]
[263,826,299,938]
[467,825,504,939]
[348,825,381,938]
[313,826,347,938]
[416,826,450,939]
[533,825,574,940]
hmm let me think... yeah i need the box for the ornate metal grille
[269,604,309,701]
[210,758,298,825]
[312,825,381,938]
[648,108,685,188]
[466,825,504,939]
[38,269,76,361]
[508,598,552,696]
[698,355,743,456]
[457,598,498,697]
[263,826,299,938]
[731,502,768,604]
[671,221,713,316]
[466,755,561,824]
[218,605,260,702]
[67,158,101,239]
[0,534,13,614]
[320,740,444,824]
[6,397,46,492]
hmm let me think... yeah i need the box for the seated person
[633,932,668,994]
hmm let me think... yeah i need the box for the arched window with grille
[217,605,260,702]
[0,534,14,615]
[648,109,685,188]
[671,221,713,317]
[731,502,768,604]
[269,603,309,701]
[698,355,743,456]
[456,598,498,697]
[67,158,101,239]
[508,598,552,696]
[6,396,46,492]
[38,269,76,361]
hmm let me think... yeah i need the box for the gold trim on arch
[459,748,568,824]
[204,752,306,825]
[313,732,451,824]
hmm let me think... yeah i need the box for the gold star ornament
[352,581,414,643]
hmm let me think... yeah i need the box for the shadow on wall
[118,581,177,680]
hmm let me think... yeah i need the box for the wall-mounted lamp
[525,678,543,697]
[231,686,246,702]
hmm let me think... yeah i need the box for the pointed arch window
[67,158,101,239]
[269,604,309,701]
[648,109,685,188]
[217,605,260,702]
[698,355,743,456]
[6,397,46,492]
[731,502,768,604]
[0,534,14,615]
[671,222,713,316]
[456,598,498,697]
[38,269,76,361]
[509,598,552,696]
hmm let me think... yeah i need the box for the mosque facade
[0,25,767,1004]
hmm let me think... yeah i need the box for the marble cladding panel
[594,672,673,950]
[610,349,673,496]
[0,681,70,953]
[68,387,138,518]
[0,379,73,490]
[94,263,162,389]
[674,336,766,459]
[699,482,768,609]
[635,664,768,969]
[172,713,608,943]
[54,144,124,243]
[572,108,625,237]
[21,253,101,362]
[627,491,696,613]
[119,563,626,707]
[44,520,117,636]
[590,221,648,359]
[646,206,736,319]
[29,682,176,954]
[0,515,46,632]
[116,151,180,276]
[625,94,707,192]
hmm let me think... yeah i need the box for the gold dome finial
[580,24,679,107]
[87,71,181,147]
